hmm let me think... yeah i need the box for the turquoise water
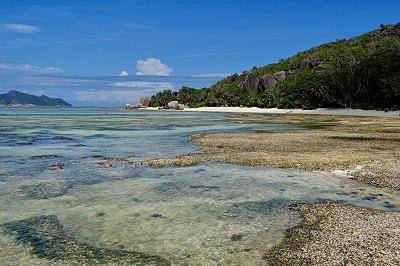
[0,107,398,265]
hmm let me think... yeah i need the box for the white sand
[144,107,400,117]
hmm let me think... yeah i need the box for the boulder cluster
[167,101,185,110]
[125,96,151,110]
[240,59,321,95]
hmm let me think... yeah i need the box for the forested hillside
[150,23,400,110]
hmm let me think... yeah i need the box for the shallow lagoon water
[0,107,399,265]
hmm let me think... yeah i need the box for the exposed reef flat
[1,215,170,265]
[266,203,400,265]
[134,115,400,190]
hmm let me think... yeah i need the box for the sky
[0,0,399,106]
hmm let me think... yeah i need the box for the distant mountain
[0,90,72,107]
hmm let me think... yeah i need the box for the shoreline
[144,106,400,117]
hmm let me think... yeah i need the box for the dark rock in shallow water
[193,168,206,173]
[17,136,39,145]
[50,136,74,141]
[225,199,292,219]
[74,144,87,147]
[1,215,170,265]
[20,182,71,199]
[31,154,58,159]
[49,163,64,170]
[20,172,142,200]
[154,181,220,195]
[96,161,113,167]
[151,213,163,218]
[96,212,106,217]
[230,233,243,241]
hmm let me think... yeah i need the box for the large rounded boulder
[273,71,286,81]
[258,74,277,92]
[240,72,259,95]
[167,101,179,109]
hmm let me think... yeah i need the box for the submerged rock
[17,136,39,145]
[225,199,292,220]
[50,136,74,141]
[96,161,113,167]
[230,233,243,241]
[154,181,220,195]
[31,154,58,159]
[20,182,71,199]
[74,144,87,147]
[1,215,170,265]
[49,163,64,170]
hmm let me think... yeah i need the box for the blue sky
[0,0,399,106]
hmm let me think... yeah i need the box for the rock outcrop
[273,71,287,81]
[138,96,150,107]
[241,59,321,94]
[167,101,185,110]
[258,74,277,91]
[241,72,260,95]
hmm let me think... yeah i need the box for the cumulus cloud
[118,70,129,77]
[1,24,40,33]
[136,58,172,76]
[0,63,62,73]
[111,81,173,90]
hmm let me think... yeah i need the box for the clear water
[0,107,398,265]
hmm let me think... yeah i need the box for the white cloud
[1,24,40,33]
[16,76,99,86]
[75,90,144,103]
[0,63,62,73]
[111,81,173,90]
[118,70,129,77]
[136,58,172,76]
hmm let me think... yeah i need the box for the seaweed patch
[1,215,170,265]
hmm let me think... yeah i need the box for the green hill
[0,90,72,107]
[150,23,400,110]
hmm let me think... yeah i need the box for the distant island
[0,90,71,107]
[148,23,400,110]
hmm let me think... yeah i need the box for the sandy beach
[145,106,400,117]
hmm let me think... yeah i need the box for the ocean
[0,107,398,264]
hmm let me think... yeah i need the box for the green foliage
[149,90,177,107]
[275,69,326,109]
[177,87,208,107]
[149,23,400,110]
[257,90,277,108]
